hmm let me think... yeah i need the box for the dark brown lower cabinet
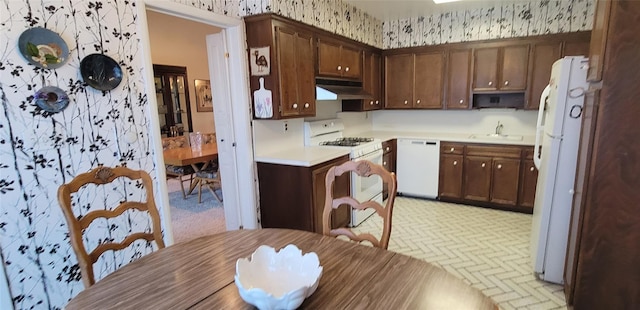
[463,156,492,202]
[257,155,350,233]
[490,158,521,205]
[438,154,463,199]
[382,139,396,200]
[439,142,534,212]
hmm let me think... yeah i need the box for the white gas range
[304,119,383,227]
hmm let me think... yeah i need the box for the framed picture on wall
[195,79,213,112]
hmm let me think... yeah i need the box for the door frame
[138,1,258,244]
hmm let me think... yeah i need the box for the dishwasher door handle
[425,142,437,145]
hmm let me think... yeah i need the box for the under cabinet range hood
[315,78,372,101]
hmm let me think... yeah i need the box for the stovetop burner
[320,137,374,147]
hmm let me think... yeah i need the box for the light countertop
[254,146,351,167]
[254,131,535,167]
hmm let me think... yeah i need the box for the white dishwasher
[396,138,440,198]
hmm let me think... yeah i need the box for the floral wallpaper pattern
[383,0,595,49]
[0,0,379,309]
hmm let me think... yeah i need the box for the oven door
[351,149,384,202]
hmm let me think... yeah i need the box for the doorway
[139,1,258,244]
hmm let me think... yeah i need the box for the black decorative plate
[18,27,69,69]
[34,86,70,113]
[80,54,123,91]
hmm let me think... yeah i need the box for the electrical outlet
[283,121,288,132]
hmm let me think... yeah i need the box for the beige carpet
[166,178,226,243]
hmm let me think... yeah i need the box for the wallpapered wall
[0,1,379,309]
[383,0,595,49]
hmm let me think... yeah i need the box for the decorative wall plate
[18,27,69,69]
[34,86,70,113]
[80,54,123,91]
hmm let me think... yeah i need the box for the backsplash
[383,0,595,49]
[372,109,538,136]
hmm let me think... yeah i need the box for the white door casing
[139,1,258,242]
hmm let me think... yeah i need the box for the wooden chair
[162,136,194,198]
[57,166,165,288]
[195,168,223,203]
[323,160,397,249]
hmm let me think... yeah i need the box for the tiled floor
[352,196,567,310]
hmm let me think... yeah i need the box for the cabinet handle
[416,99,421,104]
[453,161,458,166]
[450,147,455,152]
[383,161,387,166]
[337,65,342,71]
[292,103,298,109]
[530,166,535,172]
[459,99,464,104]
[481,163,486,168]
[497,164,502,169]
[488,81,493,86]
[504,80,509,86]
[370,100,374,105]
[404,100,408,105]
[345,66,350,72]
[304,102,309,108]
[375,100,379,105]
[386,147,390,151]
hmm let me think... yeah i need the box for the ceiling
[344,0,525,21]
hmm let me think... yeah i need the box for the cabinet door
[414,52,444,109]
[276,27,299,117]
[385,54,414,108]
[490,158,521,205]
[518,159,538,209]
[362,51,382,111]
[439,154,464,199]
[500,45,529,91]
[296,31,316,116]
[447,49,471,109]
[371,52,382,108]
[312,157,351,232]
[464,156,492,201]
[473,48,499,91]
[527,43,561,110]
[382,152,393,200]
[341,45,362,79]
[317,40,342,78]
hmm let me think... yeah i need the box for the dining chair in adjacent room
[162,135,195,198]
[323,160,397,249]
[57,166,166,288]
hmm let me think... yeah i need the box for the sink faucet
[495,121,504,135]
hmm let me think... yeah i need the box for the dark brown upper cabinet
[317,38,362,80]
[473,45,530,92]
[526,42,562,110]
[446,49,472,109]
[343,50,383,112]
[244,14,316,119]
[385,51,444,109]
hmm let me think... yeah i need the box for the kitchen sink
[468,134,524,141]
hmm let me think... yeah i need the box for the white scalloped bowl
[234,244,323,310]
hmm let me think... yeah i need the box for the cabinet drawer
[466,145,521,158]
[441,142,464,155]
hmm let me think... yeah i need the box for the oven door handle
[354,149,384,162]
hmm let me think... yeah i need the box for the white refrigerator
[530,56,589,284]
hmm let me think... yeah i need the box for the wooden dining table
[163,143,218,194]
[65,229,497,309]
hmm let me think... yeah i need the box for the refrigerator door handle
[534,85,551,169]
